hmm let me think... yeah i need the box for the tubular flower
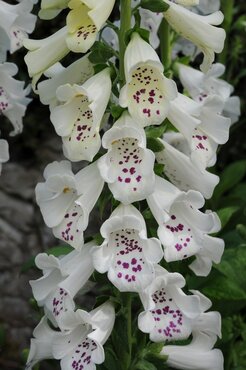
[119,32,177,127]
[178,62,241,123]
[163,0,226,72]
[66,0,115,53]
[138,265,201,342]
[30,242,95,328]
[24,27,70,88]
[37,55,94,109]
[39,0,70,20]
[147,176,223,272]
[35,160,104,249]
[92,204,163,292]
[98,112,155,204]
[50,68,112,162]
[26,302,115,370]
[0,139,9,174]
[0,62,31,135]
[0,0,36,54]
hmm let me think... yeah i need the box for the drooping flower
[163,1,226,72]
[24,27,70,88]
[0,62,31,135]
[66,0,115,53]
[147,175,222,272]
[35,160,104,248]
[30,241,95,328]
[156,139,219,199]
[37,55,94,109]
[39,0,70,20]
[98,112,155,204]
[119,32,177,127]
[0,0,37,54]
[178,62,241,123]
[26,302,115,370]
[0,139,9,174]
[92,204,163,292]
[138,265,201,342]
[50,68,112,162]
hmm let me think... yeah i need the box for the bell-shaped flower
[161,331,224,370]
[39,0,70,20]
[24,27,70,88]
[156,139,219,199]
[37,55,94,109]
[92,204,163,292]
[50,68,112,162]
[66,0,115,53]
[0,0,36,54]
[138,8,163,49]
[98,112,155,204]
[147,175,221,266]
[178,62,241,123]
[35,160,104,248]
[163,1,226,72]
[138,265,201,342]
[119,32,177,127]
[0,139,9,174]
[30,242,95,328]
[0,62,31,135]
[26,301,115,370]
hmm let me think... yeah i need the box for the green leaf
[101,347,119,370]
[145,122,167,139]
[21,245,73,273]
[154,163,164,176]
[135,359,157,370]
[140,0,170,12]
[237,224,246,241]
[110,105,126,120]
[147,137,164,152]
[89,41,116,64]
[217,206,240,228]
[213,160,246,199]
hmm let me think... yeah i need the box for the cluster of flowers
[7,0,239,369]
[0,0,37,174]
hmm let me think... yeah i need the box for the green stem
[119,0,132,86]
[159,18,171,71]
[218,0,235,66]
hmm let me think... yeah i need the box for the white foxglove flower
[30,242,95,328]
[39,0,70,20]
[138,8,163,49]
[66,0,115,53]
[92,204,163,292]
[147,176,221,266]
[35,160,104,248]
[50,68,112,162]
[138,265,201,342]
[24,27,70,88]
[156,139,219,199]
[0,139,9,174]
[119,33,177,126]
[197,0,220,15]
[163,1,226,72]
[161,332,224,370]
[0,62,31,135]
[0,0,36,54]
[98,112,155,204]
[178,63,241,123]
[37,55,94,109]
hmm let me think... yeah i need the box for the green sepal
[154,163,164,176]
[110,105,126,120]
[89,41,117,64]
[125,27,150,45]
[140,0,170,13]
[147,137,165,152]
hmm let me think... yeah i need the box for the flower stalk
[119,0,132,86]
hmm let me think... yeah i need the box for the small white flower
[92,204,163,292]
[30,242,95,328]
[35,160,104,248]
[156,139,219,199]
[119,33,177,127]
[138,8,163,49]
[147,176,222,270]
[37,55,94,109]
[163,1,226,72]
[0,139,9,174]
[66,0,115,53]
[0,62,31,135]
[98,112,155,204]
[138,265,201,342]
[50,68,111,162]
[0,0,37,54]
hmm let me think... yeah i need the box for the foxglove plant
[18,0,238,368]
